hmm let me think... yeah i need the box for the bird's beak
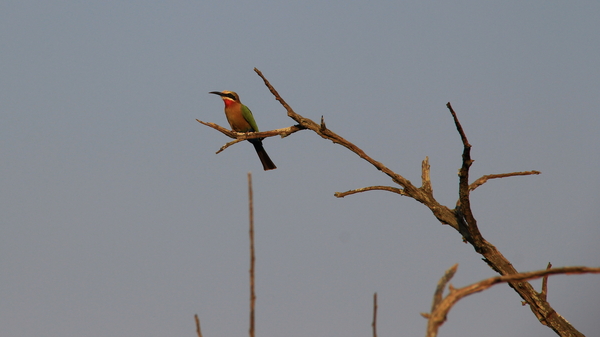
[209,91,225,97]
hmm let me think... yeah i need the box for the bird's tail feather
[250,140,277,171]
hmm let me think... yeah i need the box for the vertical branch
[248,172,256,337]
[541,262,552,301]
[431,264,458,313]
[372,293,378,337]
[447,102,483,248]
[421,156,432,193]
[194,314,203,337]
[426,264,459,337]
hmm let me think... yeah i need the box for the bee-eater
[209,91,277,171]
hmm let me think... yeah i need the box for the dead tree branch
[196,119,305,153]
[194,314,203,337]
[469,171,541,192]
[253,68,458,228]
[250,68,586,336]
[445,102,579,336]
[334,186,408,198]
[248,173,256,337]
[541,262,552,302]
[424,265,600,337]
[372,293,378,337]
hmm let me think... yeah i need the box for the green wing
[241,104,260,132]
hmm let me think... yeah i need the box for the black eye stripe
[224,93,236,100]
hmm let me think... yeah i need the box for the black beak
[209,91,225,96]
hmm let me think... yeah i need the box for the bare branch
[447,102,482,248]
[431,264,458,313]
[442,104,581,335]
[425,266,600,337]
[421,156,432,193]
[447,102,471,148]
[541,262,552,301]
[248,173,256,337]
[194,314,203,337]
[469,171,542,192]
[254,68,458,228]
[196,119,305,139]
[196,119,238,138]
[216,138,245,154]
[254,68,409,185]
[334,186,408,198]
[372,293,378,337]
[197,119,305,153]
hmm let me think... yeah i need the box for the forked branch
[424,265,600,337]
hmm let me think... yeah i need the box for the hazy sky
[1,2,599,336]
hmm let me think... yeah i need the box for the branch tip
[194,314,203,337]
[372,292,378,337]
[541,262,552,301]
[335,185,408,198]
[469,170,542,192]
[421,156,432,193]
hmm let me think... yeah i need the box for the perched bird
[209,90,277,170]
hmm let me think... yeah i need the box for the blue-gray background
[1,2,599,336]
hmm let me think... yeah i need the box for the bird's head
[209,91,241,106]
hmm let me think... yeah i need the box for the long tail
[250,139,277,171]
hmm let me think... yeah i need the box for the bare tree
[197,68,598,337]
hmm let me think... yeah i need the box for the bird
[209,90,277,171]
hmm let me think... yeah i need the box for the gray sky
[1,2,599,336]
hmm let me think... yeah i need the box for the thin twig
[248,172,256,337]
[194,314,203,337]
[541,262,552,301]
[469,171,541,192]
[216,138,245,154]
[334,186,408,198]
[431,264,458,312]
[447,103,470,148]
[196,119,237,137]
[372,293,378,337]
[320,115,327,131]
